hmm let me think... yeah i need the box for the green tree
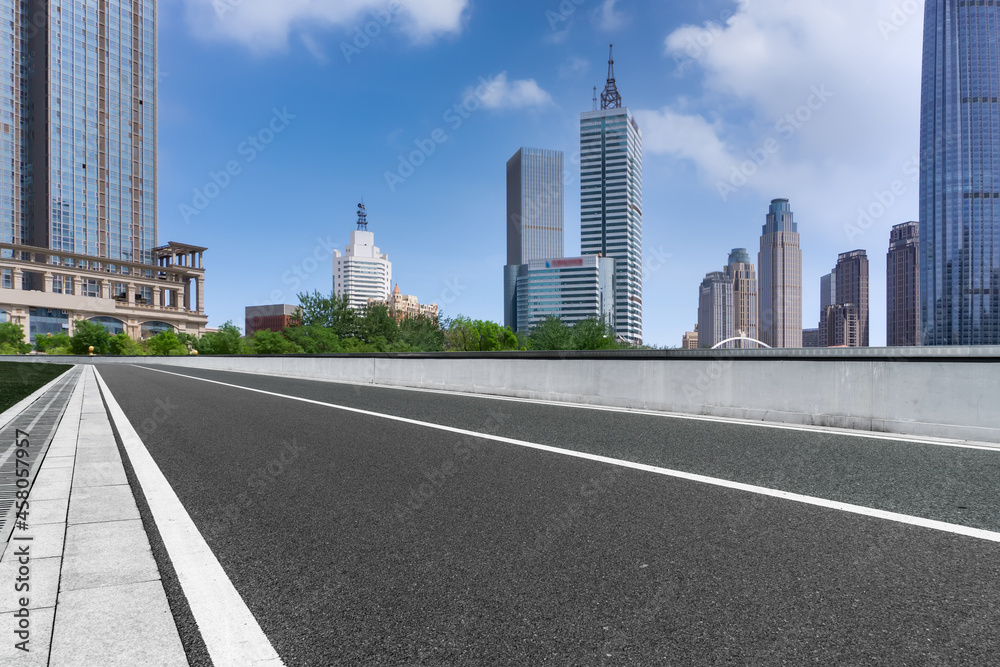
[35,332,72,354]
[528,316,573,351]
[70,320,111,355]
[570,318,619,350]
[249,329,303,355]
[445,317,519,352]
[147,330,189,356]
[398,314,445,352]
[293,291,358,338]
[109,332,147,356]
[358,302,399,347]
[196,321,245,355]
[284,324,345,354]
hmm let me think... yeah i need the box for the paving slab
[67,485,140,525]
[69,461,128,488]
[60,519,158,593]
[0,605,55,666]
[49,581,186,667]
[26,497,69,526]
[0,556,61,612]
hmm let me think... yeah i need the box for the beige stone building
[0,242,208,341]
[369,284,438,322]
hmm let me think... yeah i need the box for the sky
[158,0,926,347]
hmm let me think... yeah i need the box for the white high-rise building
[581,46,643,344]
[333,204,391,311]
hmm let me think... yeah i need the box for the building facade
[818,269,836,347]
[514,256,615,333]
[246,304,298,337]
[0,1,208,341]
[835,249,869,347]
[887,221,921,346]
[580,48,643,344]
[504,148,564,330]
[758,199,802,348]
[920,0,1000,345]
[725,248,758,343]
[333,204,391,312]
[682,325,699,350]
[698,271,735,349]
[823,304,861,348]
[370,284,438,322]
[802,328,820,348]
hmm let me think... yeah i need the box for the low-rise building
[246,304,298,336]
[682,326,699,349]
[369,285,438,322]
[512,256,616,333]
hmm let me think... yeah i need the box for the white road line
[93,368,286,667]
[130,364,1000,545]
[132,364,1000,452]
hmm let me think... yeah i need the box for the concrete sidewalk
[0,365,187,666]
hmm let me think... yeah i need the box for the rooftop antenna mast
[600,43,622,110]
[356,201,368,230]
[592,86,598,111]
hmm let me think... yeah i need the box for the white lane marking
[130,364,1000,452]
[131,364,1000,545]
[94,368,286,667]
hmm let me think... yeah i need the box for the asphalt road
[97,363,1000,666]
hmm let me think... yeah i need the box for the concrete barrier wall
[5,351,999,444]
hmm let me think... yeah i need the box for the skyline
[155,0,928,347]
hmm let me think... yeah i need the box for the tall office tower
[887,221,921,346]
[698,271,734,349]
[835,250,869,347]
[818,270,836,346]
[503,148,564,330]
[724,248,758,343]
[333,204,392,311]
[514,256,616,333]
[581,46,643,344]
[823,304,861,348]
[920,0,1000,345]
[0,0,208,340]
[758,199,802,348]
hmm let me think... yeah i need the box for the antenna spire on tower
[600,43,622,110]
[592,86,598,111]
[356,201,368,230]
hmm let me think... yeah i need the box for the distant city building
[581,46,643,345]
[818,270,836,347]
[514,256,616,333]
[802,328,820,348]
[920,1,1000,345]
[504,148,564,330]
[887,221,921,346]
[370,284,438,322]
[725,248,759,344]
[698,271,735,349]
[823,304,861,348]
[682,325,699,350]
[246,304,298,337]
[0,1,209,342]
[835,250,869,347]
[758,199,802,348]
[333,204,391,312]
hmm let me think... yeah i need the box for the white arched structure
[712,336,772,350]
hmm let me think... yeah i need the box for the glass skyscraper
[920,0,1000,345]
[0,1,208,340]
[758,199,802,348]
[580,59,643,345]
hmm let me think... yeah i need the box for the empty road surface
[96,363,1000,666]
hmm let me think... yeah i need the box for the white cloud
[559,56,589,79]
[640,0,923,236]
[184,0,468,52]
[299,34,328,63]
[470,72,554,111]
[594,0,627,32]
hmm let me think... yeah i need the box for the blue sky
[159,0,925,347]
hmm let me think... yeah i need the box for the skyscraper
[581,46,643,345]
[0,0,207,340]
[725,248,758,343]
[834,249,869,347]
[504,148,564,330]
[920,0,1000,345]
[333,204,392,311]
[698,271,734,349]
[514,256,616,333]
[818,269,836,347]
[887,221,921,346]
[758,199,802,348]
